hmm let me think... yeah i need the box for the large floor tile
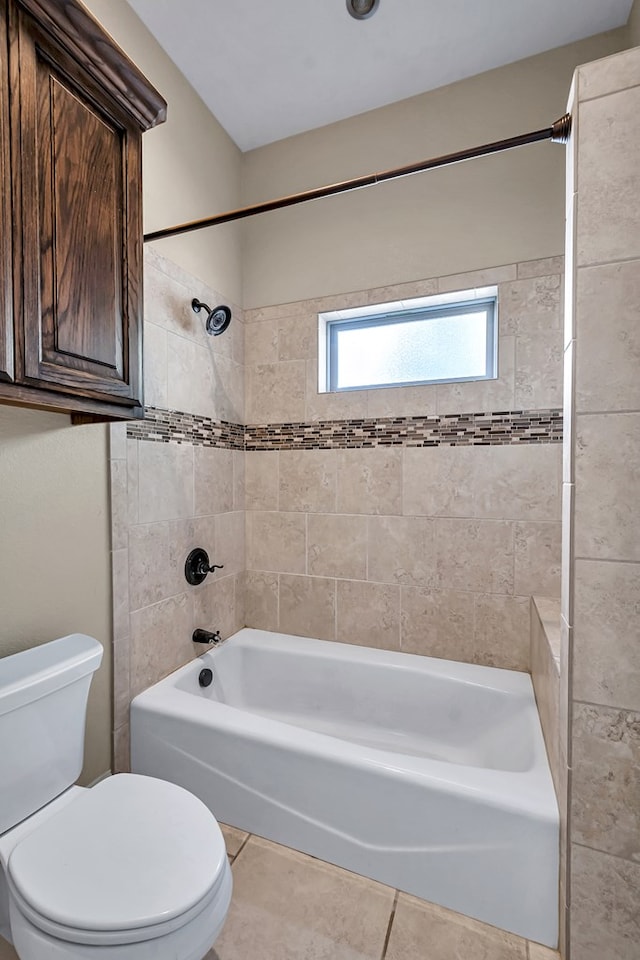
[385,893,527,960]
[219,823,249,858]
[210,836,394,960]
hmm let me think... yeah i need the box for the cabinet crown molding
[16,0,167,129]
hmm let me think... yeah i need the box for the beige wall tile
[279,574,336,641]
[434,519,514,594]
[366,383,437,418]
[130,593,193,698]
[438,263,517,293]
[366,277,438,303]
[193,574,237,640]
[246,360,306,423]
[232,450,245,512]
[386,893,527,960]
[278,313,316,361]
[213,835,394,960]
[244,570,279,631]
[209,353,245,424]
[530,602,561,792]
[578,46,640,102]
[110,459,128,551]
[400,588,475,660]
[246,511,305,574]
[128,522,171,612]
[143,320,168,409]
[215,511,245,577]
[167,515,217,598]
[109,422,127,461]
[113,722,130,774]
[336,448,402,515]
[574,413,640,562]
[245,451,279,510]
[500,274,562,334]
[111,548,129,643]
[138,441,194,523]
[144,261,194,337]
[166,332,199,414]
[573,559,640,709]
[473,444,561,522]
[561,483,574,626]
[517,256,564,280]
[308,514,367,580]
[577,87,640,267]
[528,945,560,960]
[279,449,336,513]
[473,595,530,671]
[575,260,640,413]
[305,358,369,422]
[563,340,575,484]
[570,844,640,960]
[336,579,400,650]
[368,516,436,588]
[515,330,563,410]
[127,439,139,526]
[572,703,640,861]
[194,446,234,516]
[113,637,130,732]
[245,317,278,366]
[403,445,474,517]
[514,522,562,598]
[436,336,515,415]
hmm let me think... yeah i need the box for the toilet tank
[0,634,103,834]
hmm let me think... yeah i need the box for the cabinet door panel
[16,13,142,406]
[45,76,123,371]
[0,0,13,382]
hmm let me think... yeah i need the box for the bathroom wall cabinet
[0,0,166,420]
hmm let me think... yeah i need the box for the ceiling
[127,0,633,152]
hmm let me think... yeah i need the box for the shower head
[191,299,232,336]
[346,0,379,20]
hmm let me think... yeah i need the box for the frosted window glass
[333,308,493,390]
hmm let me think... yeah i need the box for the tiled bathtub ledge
[530,596,561,797]
[126,406,563,450]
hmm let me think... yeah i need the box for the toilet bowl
[0,635,232,960]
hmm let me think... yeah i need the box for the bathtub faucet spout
[193,629,222,645]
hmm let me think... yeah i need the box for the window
[319,286,498,393]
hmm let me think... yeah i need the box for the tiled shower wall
[109,248,245,771]
[243,258,564,670]
[564,49,640,960]
[110,253,565,768]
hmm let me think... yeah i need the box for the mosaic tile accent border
[246,409,563,449]
[126,407,244,449]
[128,406,562,449]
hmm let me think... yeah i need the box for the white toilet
[0,634,232,960]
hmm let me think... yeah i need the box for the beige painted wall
[629,0,640,47]
[0,408,111,784]
[241,31,625,308]
[84,0,242,303]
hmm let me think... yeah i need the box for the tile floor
[209,824,561,960]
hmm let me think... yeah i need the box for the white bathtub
[130,628,558,947]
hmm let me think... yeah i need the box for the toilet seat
[7,774,228,947]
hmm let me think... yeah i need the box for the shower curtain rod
[143,113,571,243]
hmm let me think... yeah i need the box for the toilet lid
[8,774,226,936]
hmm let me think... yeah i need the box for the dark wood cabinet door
[0,0,13,383]
[12,9,143,408]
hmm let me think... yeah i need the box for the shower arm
[143,114,571,243]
